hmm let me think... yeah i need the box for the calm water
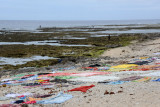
[0,19,160,30]
[0,56,57,66]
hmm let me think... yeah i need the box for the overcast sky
[0,0,160,20]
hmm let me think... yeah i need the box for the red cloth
[18,95,24,98]
[23,101,36,104]
[82,67,98,70]
[67,85,95,93]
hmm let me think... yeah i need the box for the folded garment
[67,84,95,93]
[36,92,72,104]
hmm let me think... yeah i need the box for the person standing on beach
[108,34,111,40]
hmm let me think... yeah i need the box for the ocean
[0,19,160,30]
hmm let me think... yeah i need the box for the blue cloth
[19,96,26,100]
[107,80,130,85]
[36,92,73,104]
[18,79,27,82]
[152,78,160,82]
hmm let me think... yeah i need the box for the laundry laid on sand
[1,55,160,106]
[1,37,160,107]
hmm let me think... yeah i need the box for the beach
[0,34,160,107]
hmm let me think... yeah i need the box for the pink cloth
[71,72,110,77]
[0,104,22,107]
[23,101,36,104]
[39,72,110,77]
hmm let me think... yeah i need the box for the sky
[0,0,160,20]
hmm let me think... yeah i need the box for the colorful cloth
[132,77,151,82]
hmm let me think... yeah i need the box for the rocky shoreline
[0,33,160,77]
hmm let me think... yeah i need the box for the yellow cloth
[139,57,149,59]
[110,64,138,69]
[107,68,130,72]
[36,80,44,82]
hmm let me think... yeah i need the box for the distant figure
[39,25,42,29]
[108,34,111,40]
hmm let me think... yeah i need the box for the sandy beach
[0,37,160,107]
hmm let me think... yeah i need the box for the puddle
[53,36,87,40]
[0,40,92,47]
[0,56,58,66]
[91,35,111,37]
[93,25,146,28]
[99,29,160,34]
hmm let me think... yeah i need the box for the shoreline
[0,34,160,77]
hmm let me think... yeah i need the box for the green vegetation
[0,26,158,70]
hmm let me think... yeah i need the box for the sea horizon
[0,19,160,30]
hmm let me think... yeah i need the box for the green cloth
[11,72,38,78]
[13,78,21,80]
[55,76,78,79]
[11,73,26,78]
